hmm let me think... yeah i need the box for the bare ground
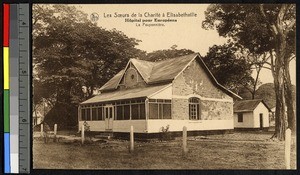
[33,131,296,170]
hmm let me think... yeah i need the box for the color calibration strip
[3,3,30,174]
[10,4,20,173]
[3,3,11,174]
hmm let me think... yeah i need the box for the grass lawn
[33,132,296,169]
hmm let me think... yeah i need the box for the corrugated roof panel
[97,53,240,100]
[233,99,262,112]
[131,59,155,81]
[99,69,124,91]
[99,53,198,91]
[148,53,197,83]
[81,84,170,104]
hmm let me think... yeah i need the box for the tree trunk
[251,66,261,100]
[283,60,296,133]
[272,31,288,141]
[273,71,286,140]
[258,4,294,140]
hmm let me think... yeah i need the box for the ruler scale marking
[18,4,30,174]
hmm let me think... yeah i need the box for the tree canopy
[33,5,144,127]
[203,4,296,138]
[141,45,194,62]
[202,43,253,93]
[202,4,295,56]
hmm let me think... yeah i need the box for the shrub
[159,125,173,141]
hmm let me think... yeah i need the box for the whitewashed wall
[78,120,147,133]
[234,112,253,128]
[78,121,105,131]
[112,120,146,133]
[148,85,172,99]
[79,119,233,133]
[147,119,233,133]
[253,102,270,128]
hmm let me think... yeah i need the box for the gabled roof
[234,99,271,113]
[100,53,197,91]
[131,59,155,81]
[99,53,242,99]
[147,54,197,83]
[99,69,125,91]
[81,84,170,104]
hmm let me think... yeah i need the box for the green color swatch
[4,90,10,132]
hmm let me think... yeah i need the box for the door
[259,113,263,130]
[104,105,114,130]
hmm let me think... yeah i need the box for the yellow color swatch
[4,47,9,89]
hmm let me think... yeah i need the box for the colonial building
[78,53,241,136]
[233,99,271,130]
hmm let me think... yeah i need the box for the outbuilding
[78,53,241,137]
[233,99,271,131]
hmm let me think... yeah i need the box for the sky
[75,4,296,85]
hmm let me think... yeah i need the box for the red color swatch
[3,4,10,47]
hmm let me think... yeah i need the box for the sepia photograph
[32,4,296,169]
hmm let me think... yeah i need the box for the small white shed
[233,99,271,130]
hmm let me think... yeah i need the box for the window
[116,106,123,120]
[81,109,86,121]
[81,108,92,121]
[105,108,109,119]
[97,107,103,120]
[149,99,172,119]
[159,104,164,119]
[114,100,146,120]
[92,108,97,120]
[86,108,91,120]
[124,105,130,120]
[163,104,172,119]
[238,113,243,122]
[189,97,200,120]
[139,104,146,119]
[81,106,105,121]
[149,103,159,119]
[131,104,139,119]
[128,103,146,120]
[109,107,113,119]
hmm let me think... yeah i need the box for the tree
[203,4,296,139]
[142,46,194,62]
[255,83,277,109]
[255,83,296,112]
[260,4,296,137]
[33,5,144,127]
[203,44,253,94]
[143,44,254,96]
[243,52,271,100]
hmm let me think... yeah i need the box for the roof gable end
[234,99,270,112]
[173,54,242,100]
[99,59,153,92]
